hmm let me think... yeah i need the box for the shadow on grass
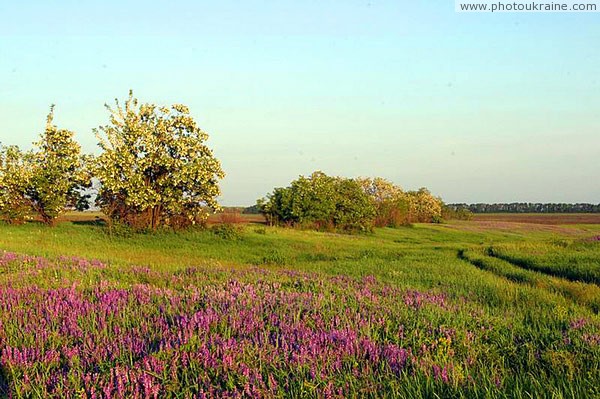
[0,366,9,397]
[487,247,600,286]
[457,248,531,285]
[72,219,106,227]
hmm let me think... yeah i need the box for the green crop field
[0,218,599,398]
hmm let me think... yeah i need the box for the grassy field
[0,217,599,398]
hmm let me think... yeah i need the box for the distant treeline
[447,203,600,214]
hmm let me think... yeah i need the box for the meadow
[0,217,599,398]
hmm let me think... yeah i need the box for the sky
[0,0,598,206]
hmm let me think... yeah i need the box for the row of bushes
[258,172,452,232]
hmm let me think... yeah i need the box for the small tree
[357,177,409,227]
[26,107,92,225]
[95,91,225,230]
[405,188,443,223]
[289,171,337,225]
[258,186,294,226]
[0,145,33,224]
[332,178,376,232]
[259,171,375,232]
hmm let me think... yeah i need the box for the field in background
[473,213,600,225]
[0,217,599,397]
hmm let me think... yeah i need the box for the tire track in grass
[486,247,600,286]
[458,248,600,313]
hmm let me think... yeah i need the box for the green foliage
[404,187,444,223]
[0,107,90,226]
[357,177,409,227]
[260,173,446,232]
[451,202,600,213]
[259,171,375,232]
[210,223,243,240]
[94,91,225,231]
[358,178,444,226]
[332,177,376,232]
[253,226,267,235]
[443,205,473,221]
[26,106,92,225]
[242,204,261,214]
[0,145,33,224]
[259,249,288,265]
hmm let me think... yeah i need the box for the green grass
[459,247,600,312]
[488,240,600,285]
[0,220,599,397]
[0,221,597,307]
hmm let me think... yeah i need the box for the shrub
[358,179,444,225]
[211,223,242,240]
[431,215,444,224]
[260,250,288,265]
[105,221,137,238]
[259,171,375,233]
[253,227,267,235]
[442,205,473,221]
[357,177,409,227]
[219,211,243,224]
[404,188,443,223]
[259,173,446,232]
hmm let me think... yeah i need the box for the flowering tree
[405,187,443,223]
[356,178,444,225]
[0,108,90,226]
[0,145,33,224]
[356,177,403,203]
[26,107,92,225]
[95,91,225,230]
[356,177,409,227]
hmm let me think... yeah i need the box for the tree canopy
[0,145,32,224]
[27,107,91,225]
[259,171,376,232]
[260,174,445,232]
[94,91,225,230]
[0,107,90,225]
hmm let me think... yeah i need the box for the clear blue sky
[1,0,598,205]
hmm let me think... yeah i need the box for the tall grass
[489,241,600,285]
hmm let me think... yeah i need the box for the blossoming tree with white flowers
[0,108,91,225]
[94,91,225,231]
[27,107,92,225]
[0,145,33,224]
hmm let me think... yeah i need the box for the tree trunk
[150,205,161,231]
